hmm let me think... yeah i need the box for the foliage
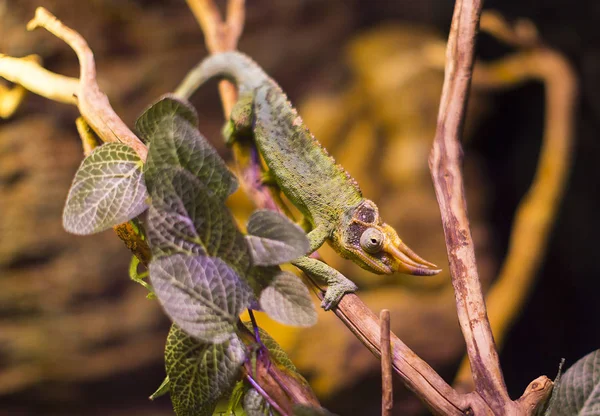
[549,349,600,416]
[63,142,148,235]
[61,94,320,415]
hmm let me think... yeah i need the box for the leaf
[150,254,252,343]
[142,97,237,201]
[243,388,270,416]
[246,210,310,266]
[149,376,170,400]
[227,380,248,414]
[165,324,246,416]
[550,349,600,415]
[136,94,199,141]
[63,143,148,235]
[146,172,249,272]
[539,359,565,416]
[259,271,317,327]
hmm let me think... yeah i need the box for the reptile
[174,51,441,310]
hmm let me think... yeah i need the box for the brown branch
[454,42,577,390]
[380,310,393,416]
[26,7,147,161]
[428,0,511,409]
[429,0,555,414]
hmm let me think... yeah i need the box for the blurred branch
[0,53,76,113]
[454,14,577,392]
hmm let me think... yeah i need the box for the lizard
[173,51,441,310]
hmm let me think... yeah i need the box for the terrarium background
[0,0,598,415]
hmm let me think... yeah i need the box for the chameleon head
[332,200,441,276]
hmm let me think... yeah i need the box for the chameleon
[174,51,441,310]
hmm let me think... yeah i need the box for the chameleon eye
[360,228,384,254]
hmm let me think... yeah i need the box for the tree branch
[25,7,147,161]
[453,17,577,391]
[428,0,515,411]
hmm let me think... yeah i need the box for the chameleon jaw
[384,240,441,276]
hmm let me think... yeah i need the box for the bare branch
[454,30,577,391]
[329,292,467,415]
[26,7,147,161]
[380,310,393,416]
[428,0,514,411]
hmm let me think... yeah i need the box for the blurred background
[0,0,598,415]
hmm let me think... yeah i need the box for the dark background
[1,0,598,414]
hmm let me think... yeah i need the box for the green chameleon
[174,51,441,310]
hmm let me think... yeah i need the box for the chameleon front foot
[292,246,358,310]
[321,280,358,310]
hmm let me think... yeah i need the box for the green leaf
[150,254,252,343]
[136,94,199,141]
[63,143,148,235]
[246,210,310,266]
[243,388,270,416]
[149,375,170,400]
[146,172,250,272]
[539,359,565,416]
[165,325,246,416]
[227,380,248,414]
[550,349,600,415]
[260,271,317,327]
[142,97,237,201]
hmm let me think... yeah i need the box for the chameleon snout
[380,224,441,276]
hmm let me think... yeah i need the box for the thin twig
[380,310,393,416]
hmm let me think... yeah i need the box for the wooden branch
[25,7,147,161]
[429,1,554,414]
[380,310,393,416]
[454,44,577,390]
[427,0,513,410]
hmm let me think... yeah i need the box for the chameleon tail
[174,51,265,99]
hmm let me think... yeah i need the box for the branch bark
[428,0,514,412]
[454,39,577,391]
